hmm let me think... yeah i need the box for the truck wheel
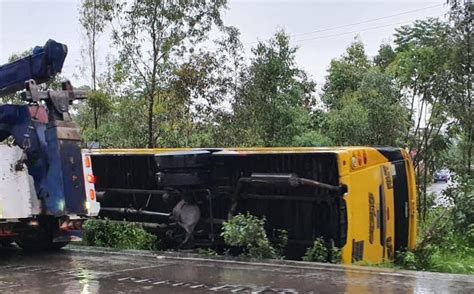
[15,217,69,251]
[15,238,68,251]
[0,237,14,247]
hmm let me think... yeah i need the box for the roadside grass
[409,180,474,275]
[429,250,474,274]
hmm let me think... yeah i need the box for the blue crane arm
[0,39,67,97]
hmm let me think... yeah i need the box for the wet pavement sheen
[0,246,472,293]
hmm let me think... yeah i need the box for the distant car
[434,170,449,183]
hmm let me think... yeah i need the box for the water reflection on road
[0,246,473,293]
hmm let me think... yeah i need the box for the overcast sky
[0,0,448,87]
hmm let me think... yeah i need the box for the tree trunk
[93,107,98,130]
[465,13,472,176]
[91,0,98,131]
[147,92,154,148]
[422,148,428,221]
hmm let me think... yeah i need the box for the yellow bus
[85,146,417,264]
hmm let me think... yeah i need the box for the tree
[165,29,241,147]
[391,18,456,219]
[356,68,409,146]
[327,95,371,145]
[113,0,228,148]
[79,0,115,91]
[322,42,408,146]
[230,31,316,147]
[322,40,370,110]
[292,130,333,147]
[446,0,473,177]
[374,43,396,70]
[79,0,116,134]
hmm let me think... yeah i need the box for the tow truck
[0,40,100,249]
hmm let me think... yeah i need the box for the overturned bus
[83,146,417,264]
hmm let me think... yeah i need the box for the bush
[83,219,159,250]
[396,250,417,270]
[443,178,474,245]
[303,237,341,263]
[303,238,327,262]
[273,229,289,257]
[198,248,219,257]
[221,212,282,259]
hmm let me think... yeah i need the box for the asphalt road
[427,181,451,206]
[0,246,472,293]
[428,181,448,195]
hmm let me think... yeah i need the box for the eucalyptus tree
[162,26,243,147]
[230,31,317,147]
[321,40,371,110]
[79,0,116,132]
[322,41,408,146]
[391,18,457,218]
[112,0,228,148]
[79,0,115,90]
[446,0,473,176]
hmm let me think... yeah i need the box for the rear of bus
[338,147,417,264]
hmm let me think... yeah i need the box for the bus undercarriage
[91,150,348,259]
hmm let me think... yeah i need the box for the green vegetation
[303,238,341,264]
[83,219,159,251]
[197,248,219,257]
[398,178,474,274]
[221,212,287,259]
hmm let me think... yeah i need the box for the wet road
[0,246,472,294]
[427,181,451,206]
[428,182,448,196]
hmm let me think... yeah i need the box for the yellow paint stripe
[82,146,376,155]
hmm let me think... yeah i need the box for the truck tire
[15,217,69,251]
[0,237,14,247]
[15,238,68,251]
